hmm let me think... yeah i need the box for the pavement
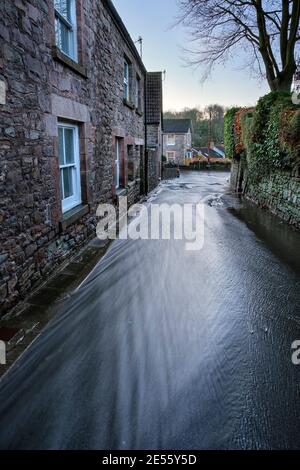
[0,237,110,378]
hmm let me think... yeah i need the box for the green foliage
[230,92,300,182]
[248,92,299,181]
[280,109,300,163]
[240,110,254,151]
[224,107,239,159]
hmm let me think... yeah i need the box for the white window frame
[54,0,78,62]
[58,122,81,213]
[124,60,130,101]
[167,134,175,146]
[166,151,176,162]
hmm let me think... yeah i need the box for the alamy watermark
[0,340,6,365]
[291,341,300,365]
[0,80,6,106]
[96,197,205,251]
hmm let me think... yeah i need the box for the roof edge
[102,0,146,74]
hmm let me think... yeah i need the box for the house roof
[146,72,163,125]
[163,119,192,134]
[199,147,224,159]
[214,145,225,156]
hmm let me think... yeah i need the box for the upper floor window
[58,122,81,213]
[124,60,130,101]
[167,134,175,146]
[54,0,78,61]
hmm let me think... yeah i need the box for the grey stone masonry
[231,161,300,229]
[0,0,154,315]
[146,72,163,192]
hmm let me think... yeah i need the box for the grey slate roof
[199,147,224,159]
[146,72,163,124]
[163,119,192,134]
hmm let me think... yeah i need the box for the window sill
[60,204,90,232]
[116,188,127,197]
[52,46,88,79]
[123,99,135,110]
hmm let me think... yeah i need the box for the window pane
[58,127,64,165]
[64,128,75,164]
[62,167,74,199]
[55,19,70,56]
[54,0,71,21]
[61,21,70,55]
[124,62,128,80]
[124,83,128,100]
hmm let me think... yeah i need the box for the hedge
[224,107,239,159]
[224,92,300,182]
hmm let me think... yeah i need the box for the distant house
[293,65,300,93]
[163,119,192,165]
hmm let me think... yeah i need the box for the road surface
[1,171,300,450]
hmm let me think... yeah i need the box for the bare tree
[204,104,225,122]
[178,0,300,92]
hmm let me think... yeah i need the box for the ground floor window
[166,152,176,163]
[115,137,123,190]
[58,122,81,213]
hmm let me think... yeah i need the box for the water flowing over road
[1,171,300,450]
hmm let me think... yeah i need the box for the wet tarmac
[0,171,300,450]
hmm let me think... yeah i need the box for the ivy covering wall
[224,92,300,182]
[226,92,300,229]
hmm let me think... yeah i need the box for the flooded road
[1,171,300,450]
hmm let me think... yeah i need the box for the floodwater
[0,171,300,450]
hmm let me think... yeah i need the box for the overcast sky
[113,0,269,111]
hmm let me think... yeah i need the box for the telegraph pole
[207,109,212,168]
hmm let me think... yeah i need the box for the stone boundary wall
[231,161,300,230]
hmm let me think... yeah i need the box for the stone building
[146,72,163,192]
[0,0,159,314]
[163,119,193,165]
[293,61,300,93]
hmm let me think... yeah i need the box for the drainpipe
[144,73,148,195]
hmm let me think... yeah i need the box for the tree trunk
[268,65,296,93]
[269,77,293,92]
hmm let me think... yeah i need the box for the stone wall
[147,125,161,192]
[231,161,300,230]
[0,0,147,315]
[146,72,163,192]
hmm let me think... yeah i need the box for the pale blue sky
[113,0,269,111]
